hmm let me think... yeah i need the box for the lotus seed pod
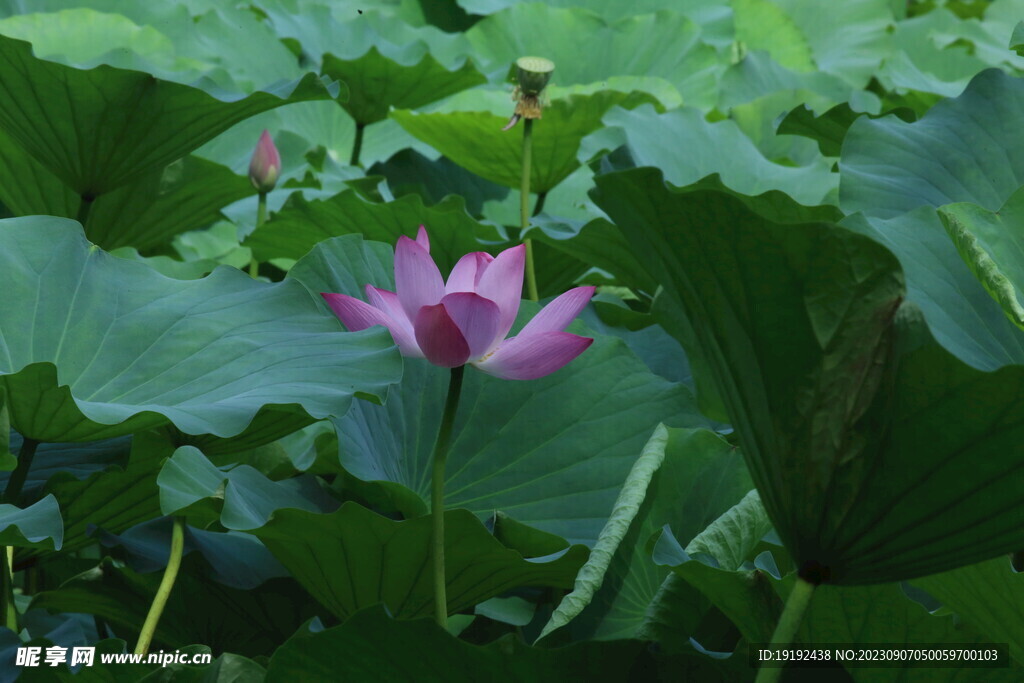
[515,56,554,96]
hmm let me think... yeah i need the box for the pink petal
[473,331,594,380]
[415,225,430,253]
[321,293,421,357]
[520,286,596,336]
[414,304,471,368]
[395,235,444,324]
[476,244,525,344]
[446,252,494,294]
[365,286,423,357]
[440,292,501,359]
[249,130,281,192]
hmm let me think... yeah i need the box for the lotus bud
[248,130,281,193]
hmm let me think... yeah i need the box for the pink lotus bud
[248,130,281,193]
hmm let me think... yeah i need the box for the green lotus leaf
[31,555,317,659]
[939,188,1024,331]
[1013,20,1024,56]
[840,68,1024,219]
[246,190,492,274]
[594,166,1024,584]
[367,148,510,217]
[778,103,914,158]
[913,557,1024,664]
[733,0,894,86]
[842,209,1024,371]
[0,216,402,443]
[795,580,1016,681]
[878,8,1024,101]
[157,445,328,530]
[322,47,486,126]
[392,90,658,193]
[455,0,720,23]
[539,425,751,642]
[464,5,721,109]
[0,432,131,500]
[0,33,338,200]
[0,494,62,550]
[647,490,778,646]
[580,105,838,206]
[249,502,588,621]
[265,604,742,682]
[0,8,185,73]
[0,131,253,251]
[19,431,171,561]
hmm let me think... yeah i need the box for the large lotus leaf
[539,426,751,642]
[455,0,725,24]
[392,90,658,193]
[19,640,264,683]
[734,0,893,86]
[0,6,305,91]
[83,156,254,251]
[464,5,721,109]
[877,8,1024,102]
[841,209,1024,371]
[2,432,131,501]
[913,557,1024,664]
[0,8,185,74]
[0,33,337,198]
[249,502,588,621]
[264,5,472,71]
[322,47,485,125]
[0,495,62,550]
[0,136,253,251]
[938,188,1024,331]
[95,517,288,590]
[19,431,172,562]
[594,167,1024,585]
[1014,20,1024,55]
[368,148,510,217]
[333,340,699,548]
[778,103,915,158]
[524,216,656,294]
[717,50,869,116]
[265,604,742,682]
[840,68,1024,219]
[794,581,1016,681]
[245,189,490,274]
[648,490,778,646]
[579,105,837,206]
[30,556,319,658]
[157,445,332,530]
[0,216,401,443]
[732,0,814,73]
[286,233,707,546]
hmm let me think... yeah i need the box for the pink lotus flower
[322,227,595,380]
[249,130,281,192]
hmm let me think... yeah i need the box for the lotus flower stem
[4,437,39,506]
[248,192,268,278]
[0,548,15,631]
[0,437,40,632]
[431,364,466,629]
[351,122,366,167]
[521,119,538,302]
[76,194,94,228]
[134,516,186,656]
[755,576,817,683]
